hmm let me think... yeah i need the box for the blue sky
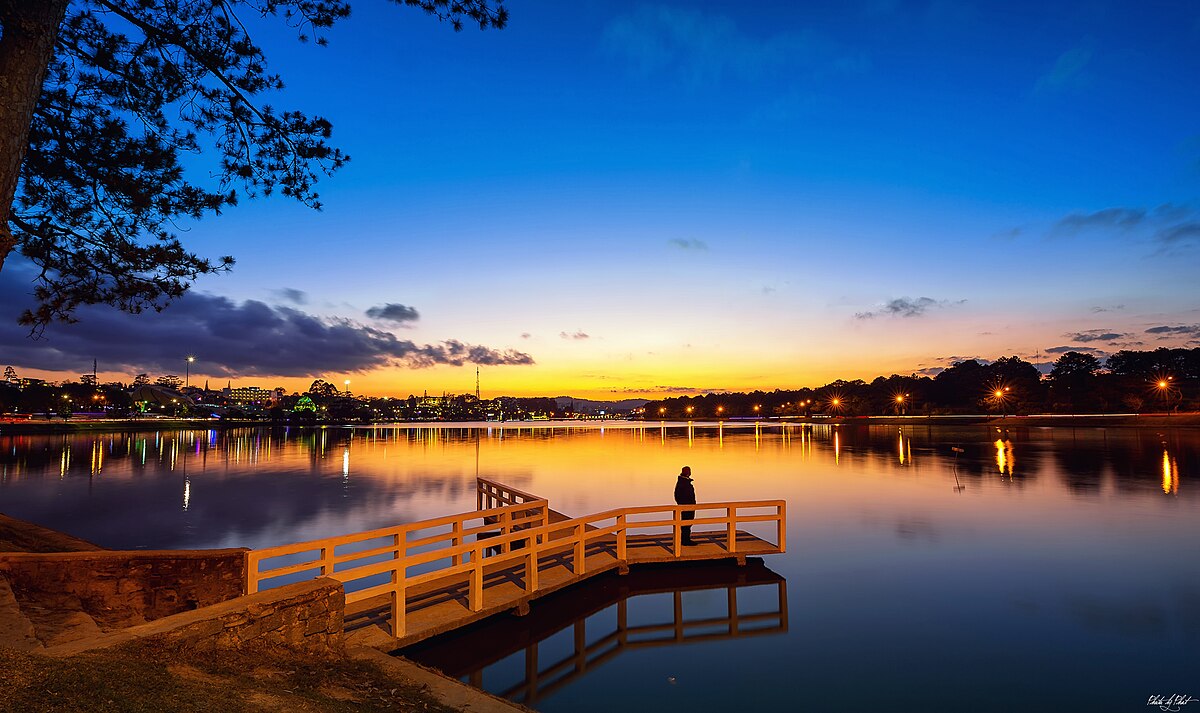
[5,0,1200,396]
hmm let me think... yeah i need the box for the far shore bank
[2,413,1199,435]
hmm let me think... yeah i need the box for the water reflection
[402,560,787,708]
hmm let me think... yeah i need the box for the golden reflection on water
[994,437,1015,478]
[1162,448,1178,495]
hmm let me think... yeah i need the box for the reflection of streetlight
[185,355,195,388]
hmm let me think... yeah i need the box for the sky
[2,0,1199,398]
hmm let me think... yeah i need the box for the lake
[1,421,1196,712]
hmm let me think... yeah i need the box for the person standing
[674,466,697,546]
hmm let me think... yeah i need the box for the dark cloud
[272,288,307,305]
[1065,330,1127,343]
[1048,204,1198,248]
[559,331,590,340]
[1090,304,1124,313]
[856,296,962,320]
[1146,325,1200,338]
[1045,345,1107,355]
[365,303,420,324]
[520,332,532,340]
[1054,207,1147,234]
[1156,221,1200,245]
[667,238,708,251]
[0,266,532,377]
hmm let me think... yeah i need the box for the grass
[0,638,461,713]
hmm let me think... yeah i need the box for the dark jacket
[674,476,696,505]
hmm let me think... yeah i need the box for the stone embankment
[0,513,528,712]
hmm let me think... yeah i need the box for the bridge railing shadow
[402,559,788,707]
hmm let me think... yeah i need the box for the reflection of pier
[245,479,785,650]
[404,560,788,707]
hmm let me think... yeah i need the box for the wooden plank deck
[345,529,780,650]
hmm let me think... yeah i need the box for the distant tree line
[642,348,1200,418]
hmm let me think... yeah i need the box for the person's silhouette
[674,466,697,546]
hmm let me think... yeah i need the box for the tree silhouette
[0,0,506,330]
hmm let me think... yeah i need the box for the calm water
[1,422,1197,712]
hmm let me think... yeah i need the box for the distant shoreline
[1,412,1198,435]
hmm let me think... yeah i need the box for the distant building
[229,386,274,404]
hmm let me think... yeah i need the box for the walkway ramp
[246,479,785,650]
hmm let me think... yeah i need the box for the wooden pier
[245,479,785,650]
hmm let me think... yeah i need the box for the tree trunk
[0,0,70,272]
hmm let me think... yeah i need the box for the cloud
[272,288,307,305]
[1046,204,1199,250]
[856,296,962,320]
[1145,324,1200,338]
[1053,207,1147,234]
[1156,221,1200,245]
[0,266,532,377]
[668,238,708,251]
[519,332,531,340]
[1064,329,1127,343]
[761,285,776,295]
[559,331,590,340]
[603,4,865,87]
[1045,345,1107,355]
[1091,304,1125,313]
[1035,45,1093,94]
[365,303,420,324]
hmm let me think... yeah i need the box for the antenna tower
[476,367,480,401]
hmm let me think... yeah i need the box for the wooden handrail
[245,480,786,640]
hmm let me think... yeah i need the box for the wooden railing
[477,477,543,511]
[245,497,549,637]
[245,479,785,639]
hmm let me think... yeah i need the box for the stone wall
[45,578,345,657]
[0,548,247,628]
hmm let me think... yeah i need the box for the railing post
[574,522,586,575]
[392,532,406,638]
[616,513,627,561]
[526,534,539,592]
[470,548,484,612]
[778,502,787,553]
[320,545,334,577]
[244,550,257,594]
[673,506,681,557]
[501,509,511,554]
[451,520,463,566]
[727,506,737,553]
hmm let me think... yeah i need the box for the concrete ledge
[43,578,344,657]
[0,513,103,553]
[348,646,532,713]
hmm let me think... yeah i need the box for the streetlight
[344,380,351,395]
[185,355,195,388]
[686,405,694,418]
[659,407,666,417]
[1156,376,1175,413]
